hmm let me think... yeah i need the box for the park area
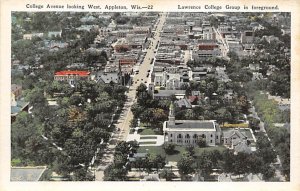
[138,145,226,162]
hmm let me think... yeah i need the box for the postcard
[1,0,299,191]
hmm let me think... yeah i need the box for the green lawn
[194,146,226,156]
[138,146,165,155]
[138,127,162,135]
[137,145,227,162]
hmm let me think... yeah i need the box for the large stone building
[54,70,90,86]
[163,103,221,146]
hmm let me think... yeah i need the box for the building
[96,72,120,84]
[54,70,90,86]
[222,128,256,153]
[192,40,221,59]
[23,33,44,40]
[48,31,62,38]
[240,31,254,44]
[11,84,22,100]
[11,84,29,123]
[11,166,47,181]
[163,103,221,146]
[152,89,186,100]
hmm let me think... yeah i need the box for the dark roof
[169,120,215,129]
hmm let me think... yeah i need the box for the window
[185,134,190,139]
[193,134,197,139]
[210,140,213,143]
[216,136,218,139]
[178,134,182,138]
[170,139,172,142]
[211,134,213,138]
[170,134,173,138]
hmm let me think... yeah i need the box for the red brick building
[54,71,90,85]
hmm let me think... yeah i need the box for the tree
[232,152,251,177]
[196,151,213,178]
[247,153,264,174]
[197,137,206,148]
[220,149,235,173]
[227,51,239,62]
[136,83,147,98]
[115,141,131,154]
[248,117,260,132]
[127,140,139,153]
[72,167,94,181]
[208,150,222,168]
[185,144,195,156]
[11,112,41,162]
[160,169,175,181]
[104,164,128,181]
[184,109,196,120]
[261,164,275,181]
[163,143,176,154]
[151,108,167,127]
[256,135,277,164]
[177,154,195,179]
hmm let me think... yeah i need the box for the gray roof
[175,98,192,108]
[11,84,22,92]
[97,72,119,84]
[154,90,185,97]
[234,140,252,154]
[11,100,29,115]
[168,120,215,129]
[11,167,47,181]
[223,129,247,139]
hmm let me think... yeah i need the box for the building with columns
[163,103,221,146]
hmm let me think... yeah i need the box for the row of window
[170,134,219,140]
[170,134,213,138]
[170,139,214,144]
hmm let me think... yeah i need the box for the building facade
[163,103,221,146]
[54,70,90,85]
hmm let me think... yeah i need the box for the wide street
[213,27,229,59]
[94,13,167,181]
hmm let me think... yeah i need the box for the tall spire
[168,102,175,126]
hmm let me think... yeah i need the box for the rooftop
[55,71,90,76]
[166,120,216,131]
[11,166,47,181]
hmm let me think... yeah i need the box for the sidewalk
[126,126,165,146]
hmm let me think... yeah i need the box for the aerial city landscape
[11,12,290,182]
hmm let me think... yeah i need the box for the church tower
[168,102,175,126]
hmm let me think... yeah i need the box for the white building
[163,103,222,146]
